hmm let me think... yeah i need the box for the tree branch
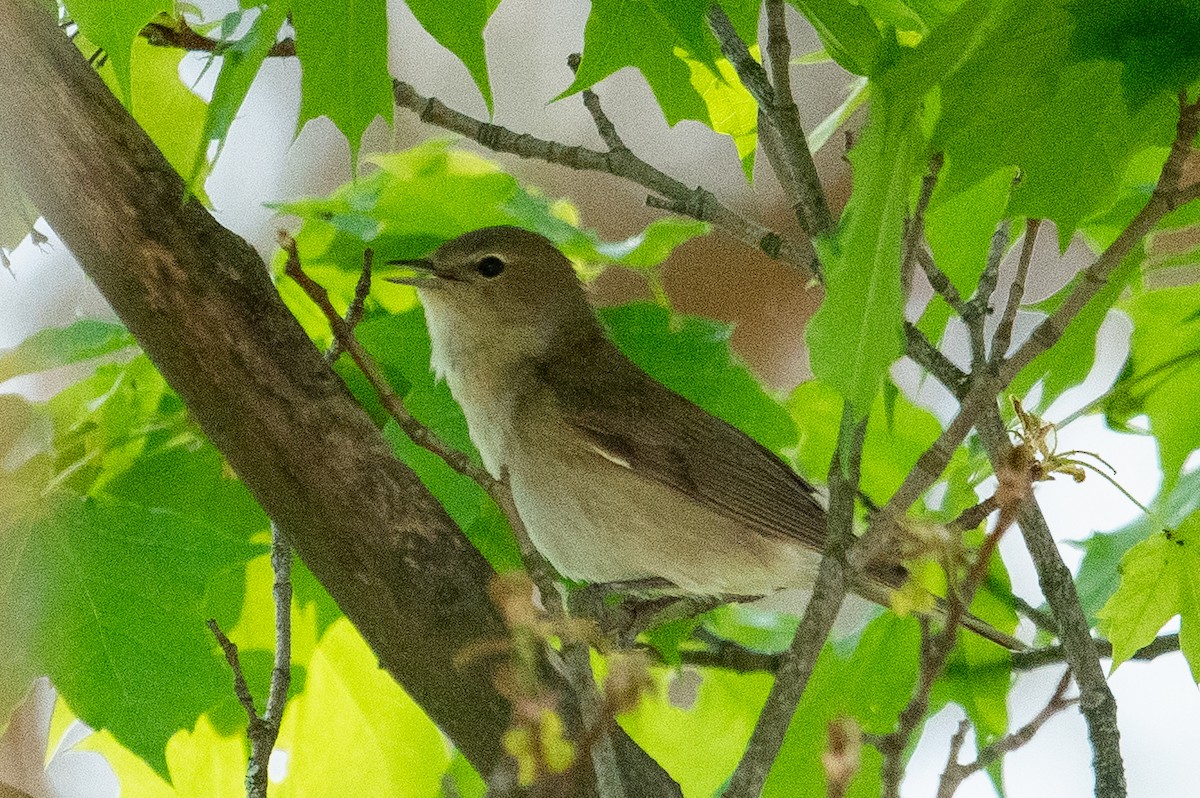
[707,1,833,237]
[936,670,1077,798]
[976,406,1125,798]
[991,219,1040,366]
[141,17,296,57]
[722,412,867,798]
[392,80,817,273]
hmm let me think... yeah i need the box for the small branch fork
[936,670,1077,798]
[208,522,292,798]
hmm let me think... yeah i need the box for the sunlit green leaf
[1098,512,1200,682]
[274,618,450,796]
[619,666,773,797]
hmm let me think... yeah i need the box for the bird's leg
[569,579,758,647]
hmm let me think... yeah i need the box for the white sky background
[2,1,1199,796]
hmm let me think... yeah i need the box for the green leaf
[0,319,135,384]
[593,218,712,269]
[806,92,919,418]
[1073,464,1200,629]
[1113,283,1200,489]
[788,0,883,76]
[275,618,451,795]
[404,0,501,112]
[120,39,213,193]
[82,715,247,798]
[788,378,944,506]
[292,0,394,162]
[191,0,289,185]
[929,0,1179,238]
[64,0,171,106]
[1067,0,1200,105]
[678,49,759,179]
[0,456,264,776]
[561,0,711,127]
[765,614,920,796]
[618,666,773,797]
[1098,512,1200,681]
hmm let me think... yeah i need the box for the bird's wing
[537,340,829,551]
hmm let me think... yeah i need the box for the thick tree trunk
[0,3,677,794]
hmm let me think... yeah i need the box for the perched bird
[390,226,1012,645]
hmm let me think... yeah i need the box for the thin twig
[916,249,969,315]
[967,220,1010,369]
[279,231,496,490]
[663,631,1181,675]
[326,248,373,362]
[265,523,292,727]
[722,412,867,798]
[208,619,257,720]
[877,499,1019,798]
[567,53,627,153]
[936,670,1077,798]
[904,153,943,290]
[708,1,832,236]
[391,79,818,273]
[904,321,969,397]
[991,219,1040,365]
[1013,633,1181,670]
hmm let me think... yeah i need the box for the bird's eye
[476,255,505,278]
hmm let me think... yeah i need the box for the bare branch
[1013,633,1181,671]
[904,321,969,398]
[708,1,833,236]
[905,153,943,289]
[208,618,258,721]
[265,523,293,727]
[567,53,627,153]
[991,219,1040,365]
[392,79,818,273]
[937,670,1077,798]
[966,220,1010,368]
[141,18,295,57]
[976,406,1126,798]
[325,248,373,362]
[723,413,866,798]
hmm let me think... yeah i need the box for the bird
[389,225,1016,647]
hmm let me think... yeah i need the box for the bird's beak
[385,257,443,287]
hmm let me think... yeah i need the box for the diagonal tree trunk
[0,3,677,794]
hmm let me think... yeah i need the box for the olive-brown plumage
[391,226,1019,648]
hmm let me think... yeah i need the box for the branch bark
[0,5,677,793]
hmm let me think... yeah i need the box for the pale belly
[504,422,821,597]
